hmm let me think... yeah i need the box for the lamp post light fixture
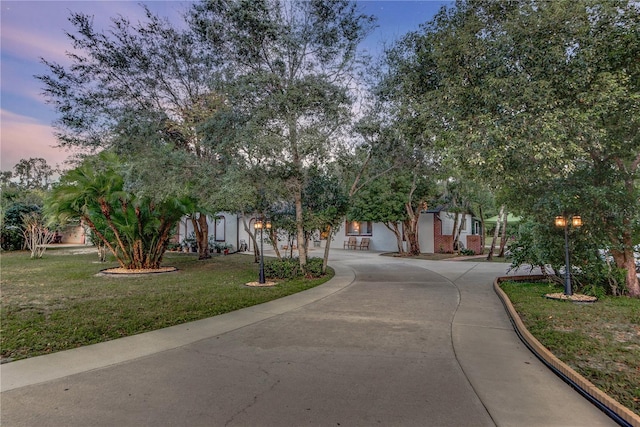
[554,214,583,296]
[254,217,272,284]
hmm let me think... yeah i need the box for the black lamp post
[254,217,272,284]
[554,214,583,296]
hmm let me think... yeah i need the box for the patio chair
[344,236,357,250]
[358,237,370,250]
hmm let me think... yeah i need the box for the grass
[0,249,333,362]
[500,280,640,415]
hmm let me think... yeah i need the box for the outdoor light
[572,216,582,227]
[555,213,583,296]
[555,216,567,228]
[254,217,271,284]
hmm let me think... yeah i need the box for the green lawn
[0,249,333,362]
[500,281,640,415]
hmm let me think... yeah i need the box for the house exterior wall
[60,224,86,244]
[175,211,480,255]
[438,212,477,251]
[419,213,435,253]
[327,222,400,252]
[466,235,483,254]
[177,213,241,251]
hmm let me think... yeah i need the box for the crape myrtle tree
[387,0,640,296]
[1,158,56,251]
[46,152,192,269]
[348,174,411,255]
[37,7,224,260]
[189,0,375,273]
[303,167,349,273]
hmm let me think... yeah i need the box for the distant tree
[1,203,40,251]
[13,158,54,190]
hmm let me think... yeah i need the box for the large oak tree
[189,0,375,271]
[387,0,640,296]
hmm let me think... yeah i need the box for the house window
[346,221,372,236]
[214,216,225,242]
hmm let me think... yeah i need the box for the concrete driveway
[0,251,615,426]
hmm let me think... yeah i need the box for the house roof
[425,205,478,218]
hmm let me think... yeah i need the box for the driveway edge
[494,275,640,427]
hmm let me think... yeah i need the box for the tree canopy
[383,0,639,296]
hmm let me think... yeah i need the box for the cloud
[0,109,76,171]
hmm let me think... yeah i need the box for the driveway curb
[494,275,640,427]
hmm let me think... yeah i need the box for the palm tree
[46,152,192,269]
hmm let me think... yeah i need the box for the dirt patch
[244,281,277,287]
[98,267,178,276]
[545,292,597,303]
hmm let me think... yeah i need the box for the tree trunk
[384,221,405,255]
[190,213,210,260]
[294,182,308,269]
[487,205,504,261]
[478,205,485,252]
[269,227,282,260]
[403,201,421,256]
[498,209,509,257]
[322,225,333,274]
[611,230,640,297]
[240,213,259,263]
[456,213,466,252]
[451,212,460,252]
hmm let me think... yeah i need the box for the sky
[0,0,451,172]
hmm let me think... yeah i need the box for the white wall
[419,213,435,253]
[177,213,240,251]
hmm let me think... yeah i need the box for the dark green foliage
[508,220,627,296]
[385,0,639,294]
[1,203,40,251]
[264,257,300,279]
[264,257,325,279]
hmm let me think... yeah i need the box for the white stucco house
[174,207,483,255]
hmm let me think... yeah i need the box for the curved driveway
[1,251,615,426]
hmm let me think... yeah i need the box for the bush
[264,257,325,279]
[1,226,23,251]
[304,257,324,278]
[460,248,475,256]
[509,220,627,296]
[1,203,40,251]
[574,256,627,297]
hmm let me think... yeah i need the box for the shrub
[264,257,300,279]
[264,257,325,279]
[304,257,324,278]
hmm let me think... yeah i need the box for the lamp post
[254,217,272,284]
[554,214,583,296]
